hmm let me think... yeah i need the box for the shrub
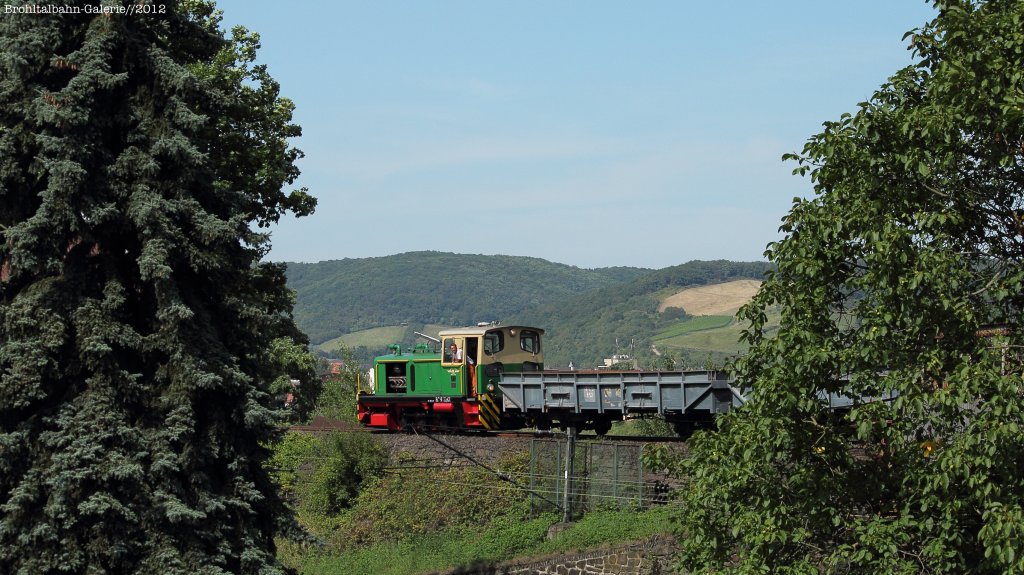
[268,432,321,502]
[334,450,533,549]
[299,431,388,517]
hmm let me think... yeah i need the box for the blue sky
[217,1,937,269]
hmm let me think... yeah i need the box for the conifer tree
[0,1,317,572]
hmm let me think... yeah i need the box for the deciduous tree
[671,1,1024,573]
[0,1,316,572]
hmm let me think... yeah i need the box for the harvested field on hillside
[658,279,762,316]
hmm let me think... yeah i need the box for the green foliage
[269,336,322,422]
[654,315,734,340]
[273,433,679,574]
[297,432,388,518]
[655,307,782,356]
[532,507,676,554]
[672,2,1024,573]
[335,450,533,549]
[512,260,773,367]
[272,430,677,574]
[284,252,652,344]
[289,506,677,575]
[272,446,537,570]
[313,377,359,422]
[660,306,689,321]
[0,2,313,572]
[293,514,559,575]
[284,253,773,368]
[268,430,388,543]
[653,349,679,370]
[314,344,365,418]
[628,416,676,437]
[268,432,320,501]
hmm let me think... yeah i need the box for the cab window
[520,330,540,354]
[442,338,462,364]
[483,331,504,355]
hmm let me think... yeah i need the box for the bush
[311,344,363,423]
[334,450,533,549]
[268,432,320,502]
[269,430,388,526]
[300,432,388,517]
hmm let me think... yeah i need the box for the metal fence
[528,439,651,519]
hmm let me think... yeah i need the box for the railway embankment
[429,534,677,575]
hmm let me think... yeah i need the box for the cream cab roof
[437,325,545,338]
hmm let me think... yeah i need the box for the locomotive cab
[357,325,544,430]
[438,325,545,398]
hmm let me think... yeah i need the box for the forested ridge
[513,260,774,368]
[284,251,651,344]
[284,253,772,367]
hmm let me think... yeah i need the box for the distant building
[284,378,300,406]
[599,354,638,370]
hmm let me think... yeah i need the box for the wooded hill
[284,251,650,343]
[511,260,774,369]
[283,252,773,368]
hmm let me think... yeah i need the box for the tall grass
[288,507,677,575]
[272,430,679,575]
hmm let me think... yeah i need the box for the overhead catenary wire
[410,426,566,512]
[272,459,671,499]
[274,425,681,511]
[370,472,681,507]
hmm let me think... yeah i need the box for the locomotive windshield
[520,330,540,353]
[483,331,503,355]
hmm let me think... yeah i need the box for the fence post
[562,427,576,523]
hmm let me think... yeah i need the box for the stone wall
[437,534,677,575]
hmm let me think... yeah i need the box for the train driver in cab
[447,342,462,362]
[444,340,475,366]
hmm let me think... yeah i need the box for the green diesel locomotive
[357,325,544,431]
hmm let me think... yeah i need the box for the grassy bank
[286,507,677,575]
[270,428,678,575]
